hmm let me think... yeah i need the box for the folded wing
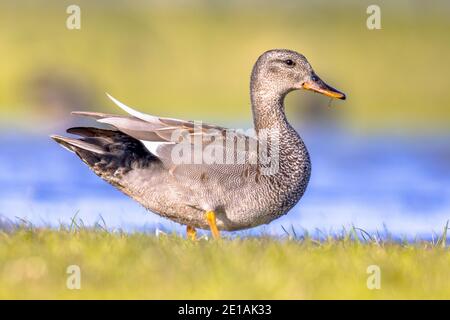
[70,94,263,185]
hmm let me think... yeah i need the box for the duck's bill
[302,79,346,100]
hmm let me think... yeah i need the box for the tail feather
[66,126,119,138]
[51,127,157,185]
[51,135,107,155]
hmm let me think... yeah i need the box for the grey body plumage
[51,49,345,231]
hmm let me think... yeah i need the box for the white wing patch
[140,140,173,156]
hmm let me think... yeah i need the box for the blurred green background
[1,0,449,133]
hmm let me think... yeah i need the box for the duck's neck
[251,87,291,133]
[250,85,309,182]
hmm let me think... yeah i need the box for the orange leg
[206,211,220,239]
[186,225,197,241]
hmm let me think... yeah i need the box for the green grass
[1,226,450,299]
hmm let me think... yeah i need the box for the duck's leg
[205,211,220,239]
[186,225,197,241]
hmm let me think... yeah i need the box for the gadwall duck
[51,49,345,239]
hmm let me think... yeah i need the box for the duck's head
[251,49,346,100]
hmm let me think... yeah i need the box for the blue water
[0,129,449,238]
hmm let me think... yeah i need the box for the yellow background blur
[1,0,449,132]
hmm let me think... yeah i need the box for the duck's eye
[311,74,319,82]
[285,59,295,66]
